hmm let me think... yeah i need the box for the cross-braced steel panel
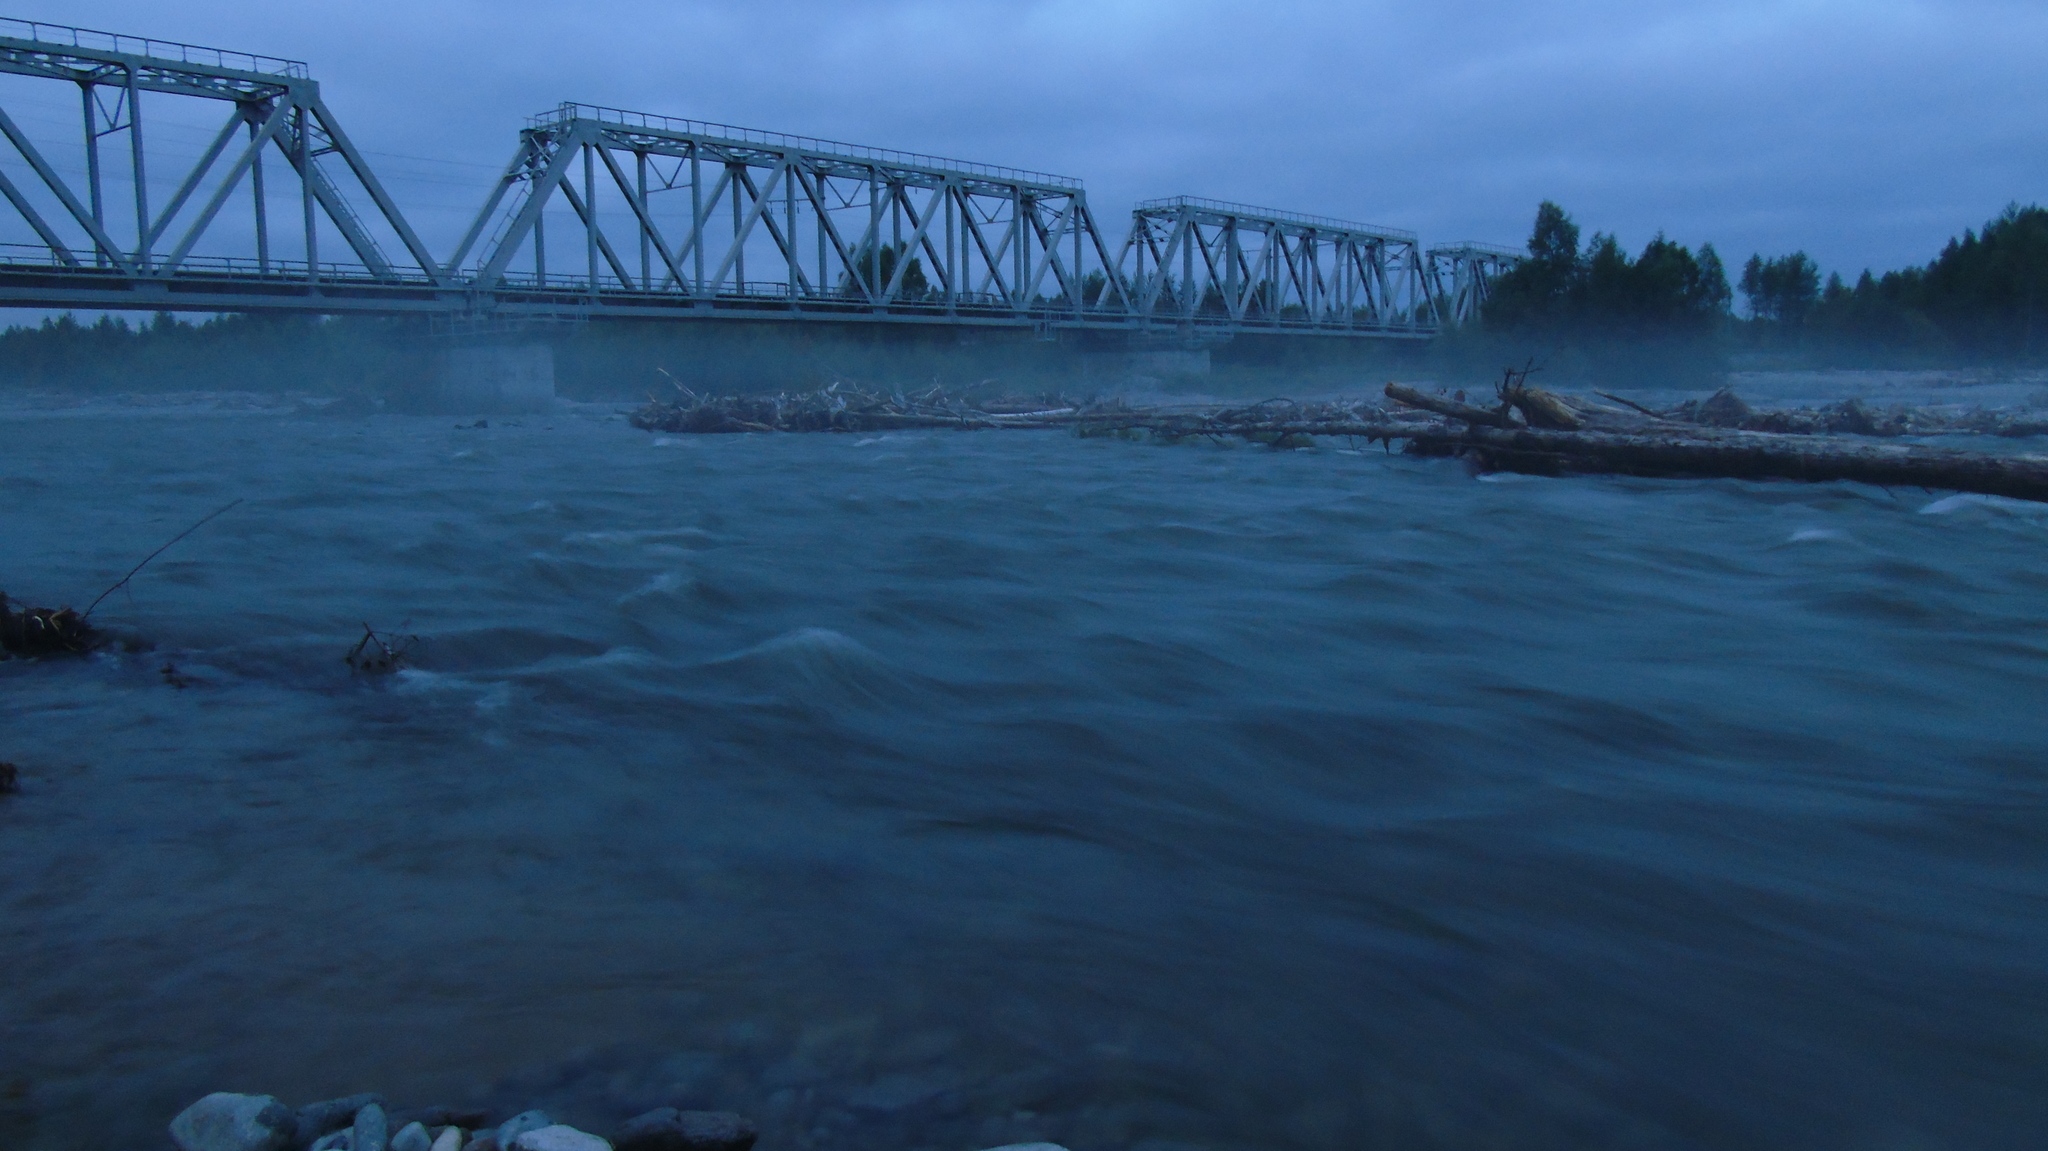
[0,17,1525,337]
[1112,196,1430,334]
[0,16,442,307]
[448,103,1132,324]
[1425,241,1522,326]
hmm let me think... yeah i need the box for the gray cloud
[9,0,2045,278]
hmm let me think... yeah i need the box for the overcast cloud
[6,0,2045,281]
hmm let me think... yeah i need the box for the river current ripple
[2,406,2044,1151]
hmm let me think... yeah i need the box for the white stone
[514,1127,611,1151]
[496,1110,553,1151]
[169,1093,295,1151]
[429,1127,466,1151]
[391,1121,434,1151]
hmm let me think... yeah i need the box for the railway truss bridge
[0,17,1522,343]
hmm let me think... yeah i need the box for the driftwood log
[1071,382,2048,503]
[624,379,2048,503]
[1402,422,2048,501]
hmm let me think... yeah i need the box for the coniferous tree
[1738,252,1820,325]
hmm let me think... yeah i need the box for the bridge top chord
[529,102,1084,191]
[1134,195,1418,243]
[1429,241,1524,259]
[0,15,308,77]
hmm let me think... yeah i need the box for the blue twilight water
[2,404,2045,1151]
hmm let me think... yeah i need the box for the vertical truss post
[944,185,955,311]
[79,82,103,265]
[636,150,649,288]
[583,140,597,297]
[867,170,879,305]
[729,162,742,292]
[691,153,703,295]
[297,104,315,286]
[127,65,147,270]
[250,113,268,272]
[1073,199,1089,311]
[1015,190,1032,311]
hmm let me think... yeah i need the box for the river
[3,396,2044,1150]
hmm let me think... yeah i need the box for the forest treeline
[1737,204,2048,359]
[1460,200,2048,381]
[0,311,420,393]
[0,309,1113,398]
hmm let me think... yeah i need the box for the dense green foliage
[1484,201,1731,340]
[1454,201,1730,384]
[843,241,929,298]
[0,312,418,393]
[1786,204,2048,360]
[1466,199,2048,374]
[1739,252,1821,325]
[0,310,1106,399]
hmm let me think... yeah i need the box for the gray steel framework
[0,16,442,308]
[0,17,1519,339]
[1425,241,1523,326]
[1114,196,1430,334]
[447,103,1132,326]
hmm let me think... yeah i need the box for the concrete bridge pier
[427,342,557,413]
[1071,332,1218,386]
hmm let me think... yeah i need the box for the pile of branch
[628,381,1086,434]
[0,591,96,659]
[1651,386,2048,438]
[2,499,242,662]
[1073,368,2048,503]
[620,369,2048,502]
[344,623,417,674]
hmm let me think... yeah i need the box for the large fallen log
[1071,413,2048,503]
[1383,382,1518,428]
[1426,423,2048,501]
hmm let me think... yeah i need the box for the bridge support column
[428,342,556,413]
[1078,345,1211,385]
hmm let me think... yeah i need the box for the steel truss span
[0,18,1519,337]
[448,103,1134,328]
[1426,242,1523,326]
[1118,196,1429,335]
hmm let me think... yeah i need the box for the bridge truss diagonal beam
[455,104,1122,321]
[0,21,444,291]
[1117,196,1430,334]
[1425,242,1524,326]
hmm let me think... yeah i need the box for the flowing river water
[2,396,2045,1150]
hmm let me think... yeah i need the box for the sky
[1,0,2044,292]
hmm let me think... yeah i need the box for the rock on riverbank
[166,1094,757,1151]
[167,1091,1062,1151]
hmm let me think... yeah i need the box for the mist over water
[3,403,2045,1151]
